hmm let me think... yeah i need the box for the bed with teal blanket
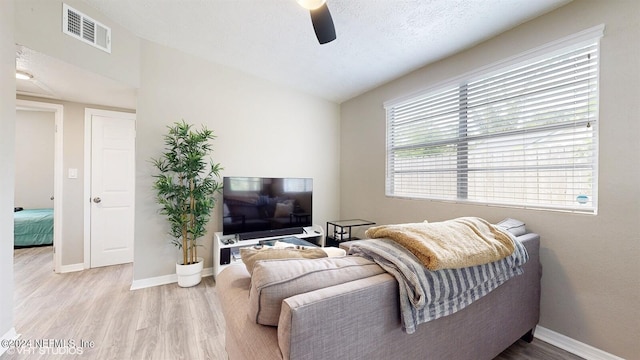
[14,208,54,247]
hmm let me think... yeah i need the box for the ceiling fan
[296,0,336,44]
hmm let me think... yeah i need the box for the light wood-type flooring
[3,246,584,360]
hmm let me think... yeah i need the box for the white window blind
[385,30,601,213]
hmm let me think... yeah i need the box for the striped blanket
[348,238,529,334]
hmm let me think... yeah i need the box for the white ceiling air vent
[62,4,111,53]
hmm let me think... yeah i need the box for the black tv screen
[222,177,313,239]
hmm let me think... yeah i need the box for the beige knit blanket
[364,217,515,270]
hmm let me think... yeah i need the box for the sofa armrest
[278,273,399,360]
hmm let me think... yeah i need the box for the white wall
[13,1,341,279]
[13,0,141,268]
[15,0,140,88]
[340,1,640,358]
[14,110,55,209]
[0,0,16,344]
[134,40,341,280]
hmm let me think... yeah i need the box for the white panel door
[90,113,135,268]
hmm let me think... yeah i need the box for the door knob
[93,197,102,203]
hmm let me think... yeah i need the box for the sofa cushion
[249,256,385,326]
[240,246,328,275]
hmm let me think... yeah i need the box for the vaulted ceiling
[17,0,572,107]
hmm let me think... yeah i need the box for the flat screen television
[222,177,313,240]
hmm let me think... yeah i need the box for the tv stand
[213,224,325,276]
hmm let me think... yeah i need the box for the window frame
[384,25,604,214]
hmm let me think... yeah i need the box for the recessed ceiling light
[15,70,33,80]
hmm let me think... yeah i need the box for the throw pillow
[240,246,328,275]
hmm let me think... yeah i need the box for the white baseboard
[535,326,625,360]
[59,263,84,273]
[130,267,213,290]
[0,328,19,357]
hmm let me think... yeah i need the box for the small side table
[325,219,376,247]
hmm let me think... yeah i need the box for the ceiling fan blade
[310,3,336,44]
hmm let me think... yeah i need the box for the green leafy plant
[152,120,223,266]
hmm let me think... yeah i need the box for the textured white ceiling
[17,0,571,107]
[79,0,570,103]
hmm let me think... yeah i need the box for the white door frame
[15,99,64,273]
[83,108,136,269]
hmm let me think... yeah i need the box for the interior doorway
[15,99,64,273]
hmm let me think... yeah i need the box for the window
[385,27,603,213]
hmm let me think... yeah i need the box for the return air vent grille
[62,4,111,53]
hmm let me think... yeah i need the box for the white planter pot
[176,257,204,287]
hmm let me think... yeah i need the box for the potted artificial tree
[152,120,223,287]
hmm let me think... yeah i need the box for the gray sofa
[216,232,541,360]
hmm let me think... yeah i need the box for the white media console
[213,224,325,276]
